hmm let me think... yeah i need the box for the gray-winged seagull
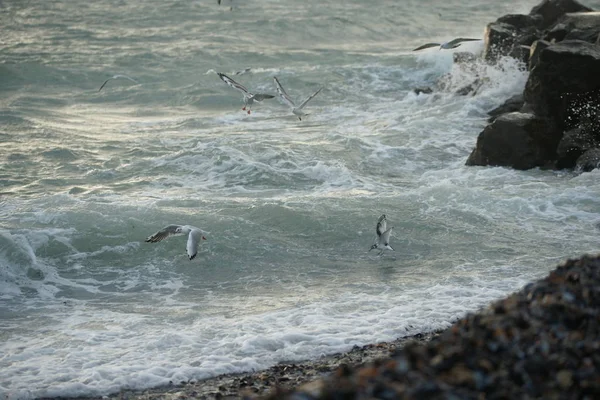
[217,72,274,114]
[273,76,323,121]
[145,225,208,260]
[369,214,394,255]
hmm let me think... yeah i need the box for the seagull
[234,68,251,76]
[217,0,234,11]
[273,76,323,121]
[217,72,275,114]
[413,38,481,51]
[145,225,208,260]
[98,75,139,91]
[369,214,394,255]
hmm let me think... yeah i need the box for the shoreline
[46,331,441,400]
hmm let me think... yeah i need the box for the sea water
[2,0,600,398]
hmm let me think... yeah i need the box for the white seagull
[413,38,481,51]
[273,76,323,121]
[145,225,208,260]
[369,214,394,255]
[217,72,274,114]
[98,74,139,91]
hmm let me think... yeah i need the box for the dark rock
[413,87,433,95]
[498,13,544,29]
[466,112,561,170]
[556,122,600,169]
[509,32,541,63]
[575,148,600,171]
[529,0,593,30]
[483,22,527,62]
[523,40,600,131]
[455,78,486,96]
[528,39,552,70]
[484,13,542,62]
[487,94,524,122]
[544,12,600,44]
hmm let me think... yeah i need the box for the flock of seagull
[216,72,324,120]
[145,214,394,261]
[96,36,484,262]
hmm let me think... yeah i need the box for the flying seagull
[413,38,481,51]
[234,68,252,76]
[145,225,208,260]
[98,75,139,91]
[369,214,394,255]
[217,72,275,114]
[273,76,323,121]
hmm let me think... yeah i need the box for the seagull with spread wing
[98,75,139,91]
[145,225,208,260]
[217,72,274,114]
[273,76,323,121]
[369,214,394,255]
[413,38,481,51]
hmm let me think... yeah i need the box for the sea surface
[2,0,600,398]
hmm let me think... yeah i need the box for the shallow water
[2,0,600,398]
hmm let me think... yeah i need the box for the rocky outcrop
[576,148,600,171]
[524,40,600,131]
[483,16,541,62]
[466,112,560,170]
[530,0,593,29]
[556,120,600,168]
[527,39,552,70]
[544,11,600,43]
[468,0,600,172]
[487,94,524,123]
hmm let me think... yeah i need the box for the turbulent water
[2,0,600,398]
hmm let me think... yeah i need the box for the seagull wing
[145,225,183,243]
[297,87,322,110]
[444,38,481,48]
[273,77,296,108]
[98,79,111,91]
[234,68,251,75]
[413,42,441,51]
[376,214,387,237]
[380,227,393,247]
[99,75,138,91]
[252,94,275,102]
[186,228,207,260]
[113,74,139,84]
[218,72,250,95]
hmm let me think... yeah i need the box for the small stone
[557,370,573,389]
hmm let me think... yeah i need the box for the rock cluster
[263,255,600,399]
[466,0,600,172]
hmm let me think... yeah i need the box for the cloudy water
[2,0,600,398]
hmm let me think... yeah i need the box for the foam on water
[3,0,600,398]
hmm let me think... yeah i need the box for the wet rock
[527,39,552,70]
[483,14,541,62]
[575,148,600,171]
[412,86,433,95]
[529,0,593,30]
[556,122,600,169]
[466,112,561,170]
[544,11,600,44]
[487,94,524,122]
[523,40,600,131]
[455,78,486,96]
